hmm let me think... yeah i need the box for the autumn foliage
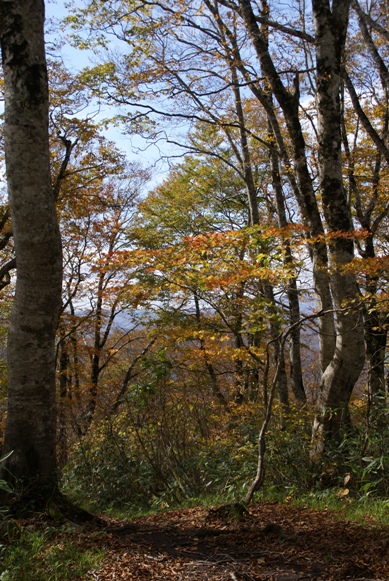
[2,0,389,517]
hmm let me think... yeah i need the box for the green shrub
[61,393,389,514]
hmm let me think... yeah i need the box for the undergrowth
[61,398,389,525]
[4,397,389,581]
[0,525,105,581]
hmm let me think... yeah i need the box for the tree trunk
[0,0,63,500]
[57,325,70,469]
[194,294,228,407]
[310,0,365,459]
[228,59,289,407]
[267,125,306,403]
[238,0,336,375]
[365,312,387,404]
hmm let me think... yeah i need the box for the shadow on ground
[81,502,389,580]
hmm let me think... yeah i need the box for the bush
[62,390,389,513]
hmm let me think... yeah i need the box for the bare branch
[0,256,16,290]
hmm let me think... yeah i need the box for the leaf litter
[29,501,389,580]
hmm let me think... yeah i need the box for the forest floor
[45,500,389,580]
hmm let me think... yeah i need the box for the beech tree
[0,0,63,502]
[309,0,365,457]
[344,0,389,404]
[6,0,380,486]
[57,163,152,441]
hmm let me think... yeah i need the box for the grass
[63,476,389,528]
[253,486,389,528]
[0,524,105,581]
[293,493,389,527]
[92,483,389,529]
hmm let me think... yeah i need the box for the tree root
[4,483,103,525]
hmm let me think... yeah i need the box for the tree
[0,0,63,503]
[61,0,389,461]
[67,0,321,397]
[310,0,365,457]
[343,0,389,405]
[56,162,152,442]
[127,154,299,407]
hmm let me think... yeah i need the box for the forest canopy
[1,0,389,513]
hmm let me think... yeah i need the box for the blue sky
[43,0,171,187]
[46,0,69,20]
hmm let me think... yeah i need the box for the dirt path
[81,502,389,580]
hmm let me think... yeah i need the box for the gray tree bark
[346,1,389,405]
[235,0,364,454]
[310,0,365,459]
[0,0,63,497]
[238,0,336,376]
